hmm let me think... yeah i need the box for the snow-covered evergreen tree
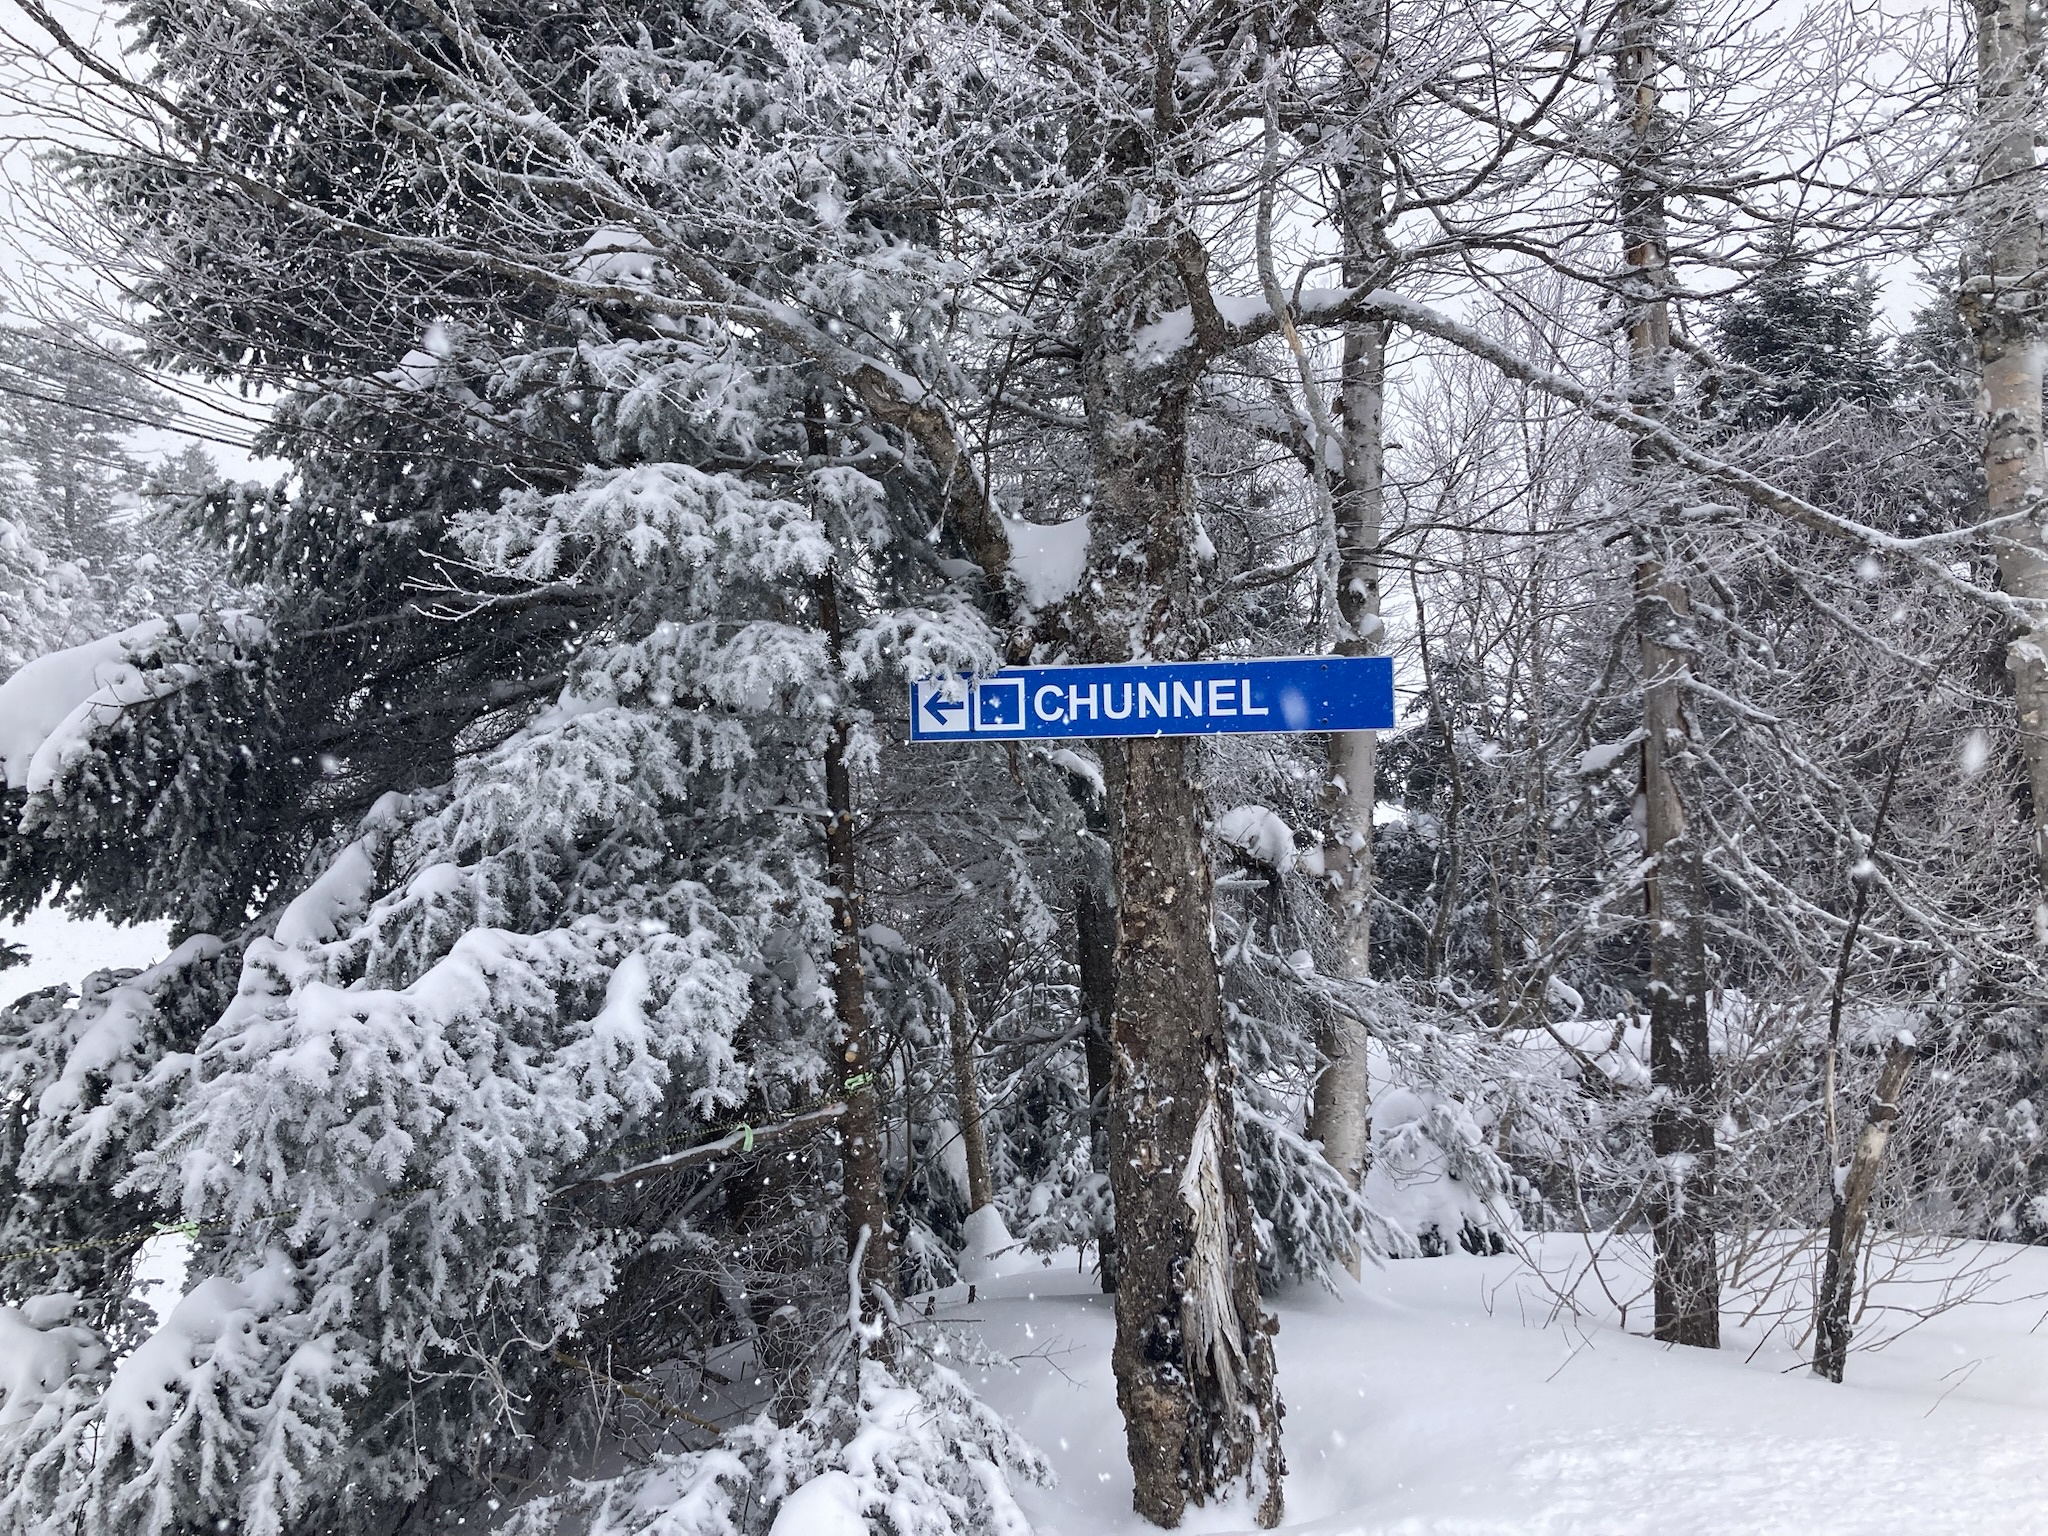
[0,325,230,678]
[0,1,1049,1531]
[0,505,71,677]
[0,326,180,639]
[1711,234,1891,428]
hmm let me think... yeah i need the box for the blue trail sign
[908,656,1393,742]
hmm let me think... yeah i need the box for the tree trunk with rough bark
[1110,733,1282,1528]
[1813,1036,1918,1383]
[1964,0,2048,926]
[1616,0,1720,1349]
[946,964,994,1216]
[1636,548,1719,1347]
[1073,208,1285,1535]
[1078,870,1120,1293]
[818,568,895,1314]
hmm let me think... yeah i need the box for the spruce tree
[0,3,1045,1532]
[1711,233,1891,428]
[0,505,70,677]
[0,326,177,638]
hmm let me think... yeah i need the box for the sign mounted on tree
[908,656,1394,742]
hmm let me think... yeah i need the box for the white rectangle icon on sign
[912,676,1029,736]
[972,677,1026,733]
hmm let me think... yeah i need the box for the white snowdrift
[1361,1085,1517,1254]
[768,1470,867,1536]
[958,1204,1022,1285]
[948,1236,2048,1535]
[1000,514,1090,609]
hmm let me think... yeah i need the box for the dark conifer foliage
[1711,235,1892,428]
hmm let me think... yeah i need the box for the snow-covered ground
[953,1238,2048,1535]
[9,906,2044,1531]
[1,902,170,1005]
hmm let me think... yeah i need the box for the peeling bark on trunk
[1963,0,2048,923]
[818,568,895,1314]
[1813,1036,1917,1383]
[1072,741,1125,1292]
[1111,736,1282,1529]
[1072,211,1284,1535]
[1616,0,1720,1348]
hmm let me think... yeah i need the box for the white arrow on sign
[912,680,972,733]
[913,677,1030,735]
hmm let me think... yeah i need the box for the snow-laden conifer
[0,0,1052,1529]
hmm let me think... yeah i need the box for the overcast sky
[1,0,279,480]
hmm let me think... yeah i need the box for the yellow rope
[0,1090,857,1268]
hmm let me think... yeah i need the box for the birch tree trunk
[1307,124,1390,1216]
[1813,1036,1917,1383]
[1616,0,1721,1348]
[1963,0,2048,927]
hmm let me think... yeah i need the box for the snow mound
[768,1470,866,1536]
[1214,804,1296,872]
[1001,514,1090,608]
[1362,1085,1517,1255]
[959,1204,1020,1284]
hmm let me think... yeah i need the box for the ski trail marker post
[908,656,1394,741]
